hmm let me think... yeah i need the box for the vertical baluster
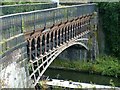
[70,25,72,40]
[35,36,38,59]
[67,26,69,40]
[81,18,83,33]
[44,33,47,54]
[56,30,59,47]
[40,34,42,57]
[66,26,68,42]
[53,30,55,49]
[78,21,80,35]
[64,27,66,43]
[49,32,51,51]
[28,39,32,62]
[73,23,75,38]
[74,22,77,37]
[71,24,73,39]
[62,28,65,44]
[59,29,62,45]
[69,26,71,41]
[76,22,78,36]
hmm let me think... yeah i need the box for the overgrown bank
[51,56,120,77]
[98,3,120,59]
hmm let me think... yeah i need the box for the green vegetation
[1,2,57,16]
[98,3,120,59]
[1,1,48,5]
[51,56,120,77]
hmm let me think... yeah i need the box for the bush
[98,3,120,59]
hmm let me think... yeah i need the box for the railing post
[35,36,38,59]
[59,29,62,45]
[44,33,47,54]
[66,26,69,42]
[53,30,55,49]
[78,21,80,35]
[70,25,72,40]
[63,27,66,44]
[71,24,73,39]
[28,39,32,61]
[81,18,83,32]
[75,23,77,37]
[40,34,43,57]
[69,27,71,41]
[56,30,59,47]
[61,28,64,44]
[49,32,51,51]
[73,24,75,38]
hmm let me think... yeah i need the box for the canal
[44,68,120,87]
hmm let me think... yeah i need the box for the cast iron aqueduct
[24,4,98,86]
[0,3,98,87]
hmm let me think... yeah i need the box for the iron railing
[1,3,96,38]
[0,3,96,55]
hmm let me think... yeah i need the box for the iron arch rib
[33,40,88,86]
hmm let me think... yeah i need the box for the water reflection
[44,68,120,87]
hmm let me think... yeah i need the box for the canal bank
[44,68,120,87]
[40,79,120,89]
[44,56,120,87]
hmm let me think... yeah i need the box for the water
[44,68,120,87]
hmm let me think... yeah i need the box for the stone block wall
[57,45,88,61]
[0,34,32,88]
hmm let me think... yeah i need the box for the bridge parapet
[0,3,97,59]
